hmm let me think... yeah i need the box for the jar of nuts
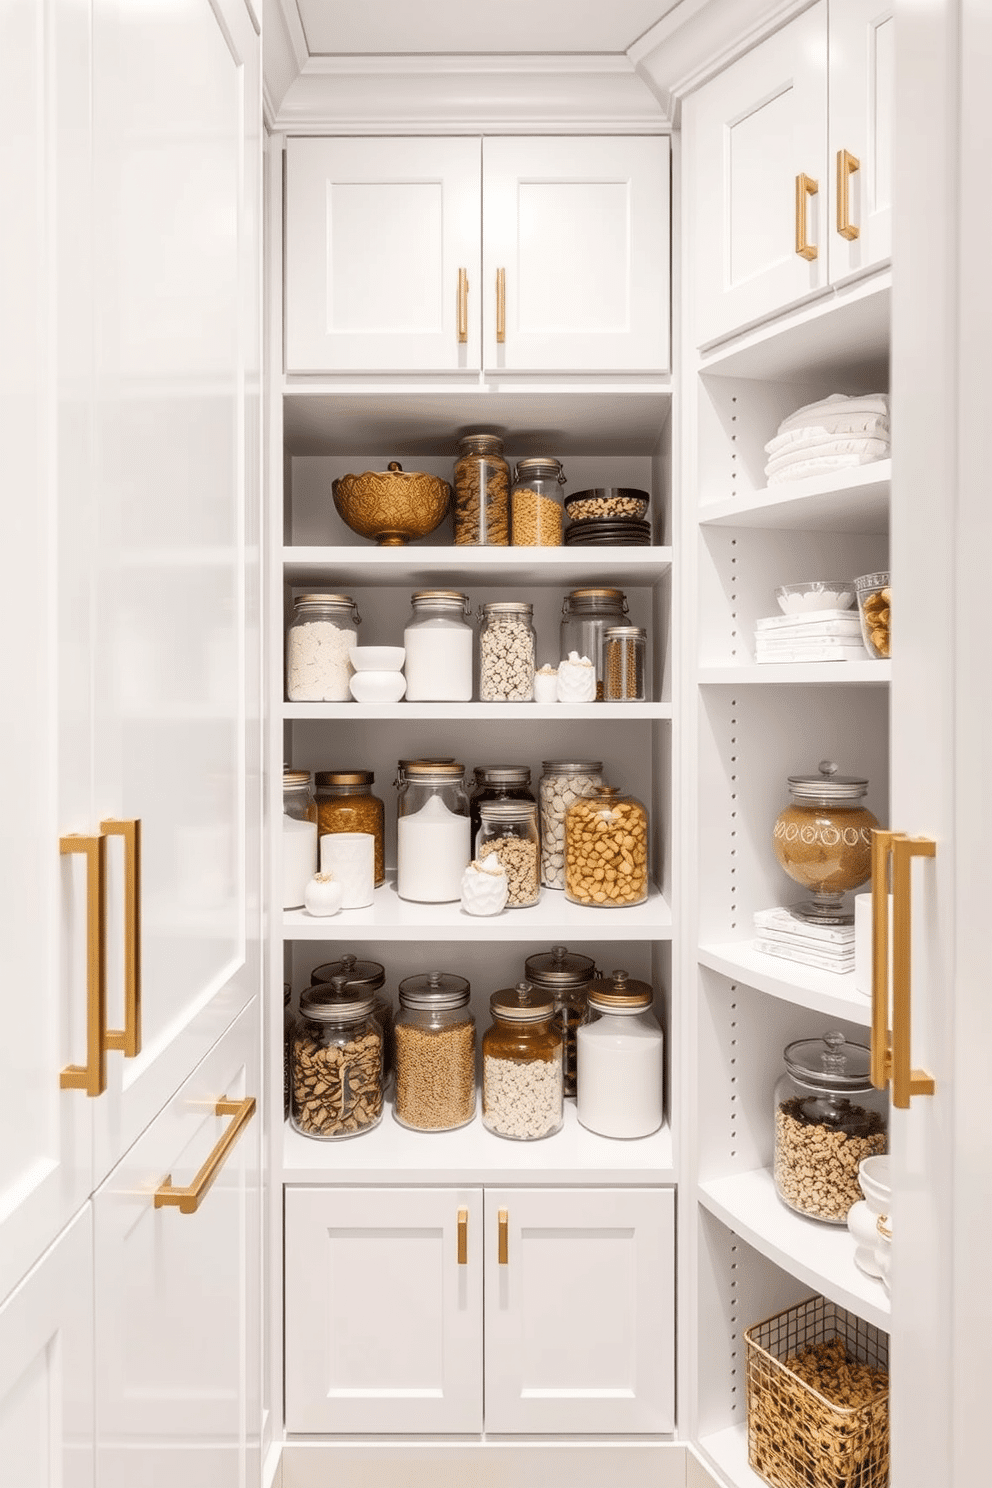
[477,800,541,907]
[524,945,597,1098]
[482,982,563,1141]
[310,953,393,1080]
[478,601,536,701]
[453,432,510,545]
[539,760,604,888]
[510,456,566,547]
[560,588,629,700]
[394,971,476,1132]
[469,765,535,854]
[290,980,384,1140]
[774,1031,888,1224]
[564,785,649,907]
[315,769,385,887]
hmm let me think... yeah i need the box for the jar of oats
[482,982,563,1141]
[453,432,510,545]
[774,1031,888,1224]
[394,971,476,1132]
[564,785,648,907]
[477,800,541,907]
[510,456,566,547]
[290,981,383,1140]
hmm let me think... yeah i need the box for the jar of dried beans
[510,456,565,547]
[286,593,361,701]
[564,785,648,907]
[477,800,541,907]
[538,759,604,888]
[394,971,476,1132]
[482,983,563,1141]
[315,769,385,887]
[453,432,509,545]
[290,981,384,1140]
[523,945,596,1098]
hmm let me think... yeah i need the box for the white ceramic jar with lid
[403,590,473,700]
[576,970,663,1138]
[396,761,471,902]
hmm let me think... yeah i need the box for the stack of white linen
[764,393,890,486]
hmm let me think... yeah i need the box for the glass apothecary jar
[603,625,648,702]
[394,971,476,1132]
[396,761,471,902]
[564,785,648,907]
[403,590,473,701]
[311,954,393,1078]
[524,945,596,1098]
[773,760,880,923]
[511,456,566,547]
[315,770,385,887]
[470,765,535,853]
[283,768,317,909]
[477,601,536,701]
[774,1031,888,1224]
[576,970,663,1138]
[453,432,510,546]
[538,760,604,889]
[560,588,629,700]
[477,800,541,907]
[290,982,384,1140]
[286,593,361,702]
[482,982,563,1141]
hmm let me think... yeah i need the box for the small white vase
[303,872,344,917]
[460,858,509,916]
[557,651,596,703]
[534,667,559,703]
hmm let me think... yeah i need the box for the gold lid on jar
[587,969,653,1012]
[489,981,556,1021]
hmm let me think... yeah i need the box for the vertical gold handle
[154,1096,256,1214]
[457,268,468,343]
[60,834,108,1097]
[795,173,819,260]
[870,829,892,1091]
[836,149,860,240]
[496,267,506,344]
[457,1207,468,1264]
[871,829,937,1107]
[101,818,141,1057]
[498,1208,508,1264]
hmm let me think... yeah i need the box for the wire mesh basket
[745,1296,889,1488]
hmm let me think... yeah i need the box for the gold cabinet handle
[836,148,860,240]
[457,268,469,343]
[154,1096,256,1215]
[60,833,108,1097]
[100,818,141,1058]
[496,267,506,344]
[795,173,819,260]
[457,1207,468,1264]
[498,1208,509,1265]
[871,830,937,1108]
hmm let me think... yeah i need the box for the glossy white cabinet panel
[829,0,894,277]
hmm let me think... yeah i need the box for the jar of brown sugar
[773,760,880,924]
[315,770,385,887]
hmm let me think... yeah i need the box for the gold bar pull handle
[498,1208,509,1265]
[457,268,469,343]
[457,1207,468,1265]
[836,149,860,240]
[795,173,819,260]
[155,1096,256,1215]
[60,834,108,1097]
[496,267,506,344]
[101,818,141,1057]
[870,828,893,1091]
[891,835,937,1109]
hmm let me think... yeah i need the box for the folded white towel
[766,444,890,485]
[765,434,890,478]
[766,412,890,457]
[776,392,889,436]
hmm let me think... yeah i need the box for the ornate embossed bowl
[332,461,451,546]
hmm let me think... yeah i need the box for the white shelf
[698,943,870,1025]
[284,700,672,721]
[282,1096,674,1186]
[698,1169,891,1331]
[283,876,671,942]
[698,1424,766,1488]
[698,662,890,685]
[699,462,890,536]
[284,544,672,587]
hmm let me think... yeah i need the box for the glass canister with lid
[511,456,566,546]
[576,970,664,1138]
[774,1031,888,1223]
[396,762,471,902]
[477,601,536,701]
[482,982,563,1140]
[290,979,384,1140]
[315,770,385,887]
[310,953,393,1078]
[393,971,476,1132]
[772,760,880,923]
[538,760,604,888]
[560,588,629,700]
[286,593,361,701]
[470,765,535,853]
[283,767,318,909]
[453,432,510,545]
[403,590,473,701]
[604,625,648,702]
[565,784,649,907]
[524,945,597,1098]
[477,800,541,907]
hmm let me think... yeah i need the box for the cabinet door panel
[829,0,894,278]
[285,137,482,372]
[284,1186,484,1434]
[684,2,828,347]
[484,1187,675,1434]
[482,136,670,372]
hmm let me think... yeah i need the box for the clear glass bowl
[775,580,856,614]
[855,571,891,658]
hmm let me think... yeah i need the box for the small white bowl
[349,670,407,703]
[350,646,405,672]
[776,580,856,615]
[858,1154,891,1213]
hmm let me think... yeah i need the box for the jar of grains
[290,981,384,1140]
[477,800,541,907]
[510,456,566,547]
[311,954,393,1080]
[603,625,648,702]
[403,590,473,701]
[453,432,510,545]
[564,784,649,907]
[283,768,318,909]
[538,760,604,888]
[576,970,664,1138]
[774,1031,888,1224]
[315,769,385,887]
[482,982,563,1141]
[524,945,597,1098]
[560,588,629,700]
[396,761,471,902]
[394,971,476,1132]
[285,593,361,701]
[477,601,536,701]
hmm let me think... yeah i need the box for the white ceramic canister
[319,831,375,908]
[576,970,664,1138]
[403,590,473,701]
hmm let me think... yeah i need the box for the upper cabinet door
[482,136,670,373]
[684,2,829,348]
[285,136,482,373]
[828,0,894,279]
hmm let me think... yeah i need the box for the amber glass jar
[564,785,649,907]
[482,982,563,1140]
[773,760,880,923]
[524,945,596,1098]
[315,770,385,887]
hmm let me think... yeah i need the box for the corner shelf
[698,461,890,535]
[698,943,870,1024]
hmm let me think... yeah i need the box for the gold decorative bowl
[332,461,451,546]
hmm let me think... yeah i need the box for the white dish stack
[755,580,868,664]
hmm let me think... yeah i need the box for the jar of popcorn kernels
[564,785,648,907]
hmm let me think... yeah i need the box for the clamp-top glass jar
[477,800,541,907]
[396,761,471,902]
[403,590,473,701]
[773,760,880,923]
[577,970,664,1138]
[453,432,510,545]
[315,770,385,887]
[470,765,535,853]
[311,953,393,1078]
[290,980,384,1140]
[286,593,361,701]
[283,767,317,909]
[483,982,563,1141]
[478,601,536,701]
[560,588,629,700]
[524,945,596,1097]
[394,971,476,1132]
[511,456,566,546]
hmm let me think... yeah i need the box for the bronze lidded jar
[773,760,879,924]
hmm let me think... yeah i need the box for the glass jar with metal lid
[772,760,880,924]
[403,590,473,701]
[469,765,535,853]
[477,800,541,907]
[396,761,471,903]
[538,760,605,888]
[311,953,393,1077]
[482,982,563,1141]
[560,588,629,700]
[524,945,597,1098]
[286,593,361,702]
[511,456,566,547]
[774,1031,888,1223]
[565,784,649,907]
[394,758,456,789]
[394,971,476,1132]
[290,979,383,1140]
[315,770,385,887]
[453,432,510,545]
[477,601,536,701]
[283,767,317,909]
[604,625,648,702]
[576,970,664,1138]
